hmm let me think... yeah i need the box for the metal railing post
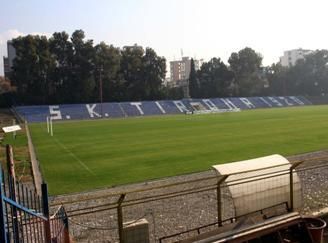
[63,211,70,243]
[0,169,8,243]
[42,183,51,242]
[289,162,303,212]
[117,194,126,243]
[6,145,19,242]
[217,175,228,227]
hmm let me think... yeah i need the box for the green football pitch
[29,105,328,195]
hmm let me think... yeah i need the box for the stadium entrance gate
[0,145,70,243]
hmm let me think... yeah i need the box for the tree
[69,30,96,103]
[266,63,289,96]
[189,58,199,98]
[119,45,144,100]
[0,76,15,94]
[120,45,166,101]
[162,86,184,99]
[0,76,16,107]
[141,48,166,100]
[49,30,96,103]
[296,50,328,96]
[196,58,234,98]
[49,31,74,103]
[10,30,169,104]
[228,47,265,96]
[12,35,55,104]
[267,50,328,96]
[94,42,121,101]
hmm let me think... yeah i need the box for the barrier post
[217,175,228,226]
[289,161,303,211]
[63,212,70,243]
[0,169,8,243]
[42,183,51,242]
[117,194,126,243]
[6,145,19,242]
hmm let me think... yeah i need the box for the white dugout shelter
[212,155,302,219]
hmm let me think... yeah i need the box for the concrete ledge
[25,122,43,195]
[123,218,149,243]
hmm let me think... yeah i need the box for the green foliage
[228,47,265,96]
[30,105,328,195]
[142,48,166,100]
[268,50,328,97]
[162,86,184,99]
[188,58,199,97]
[12,35,56,104]
[11,30,328,102]
[94,42,121,101]
[11,31,166,104]
[196,58,233,97]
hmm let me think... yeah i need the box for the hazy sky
[1,0,328,75]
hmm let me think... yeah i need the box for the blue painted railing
[0,145,69,243]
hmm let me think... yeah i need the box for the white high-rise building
[279,49,313,67]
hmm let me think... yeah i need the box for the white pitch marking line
[52,137,95,175]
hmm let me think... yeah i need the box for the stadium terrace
[15,96,310,122]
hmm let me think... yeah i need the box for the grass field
[29,105,328,195]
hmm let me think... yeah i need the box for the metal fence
[0,144,70,243]
[50,205,70,243]
[51,153,328,243]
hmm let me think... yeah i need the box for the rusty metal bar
[51,174,217,207]
[117,194,125,243]
[67,184,217,216]
[42,183,51,242]
[0,169,8,243]
[217,175,228,227]
[6,144,20,243]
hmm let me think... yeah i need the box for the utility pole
[283,79,287,96]
[99,65,103,117]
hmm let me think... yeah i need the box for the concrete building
[169,57,202,85]
[279,49,312,67]
[3,41,16,78]
[168,57,203,97]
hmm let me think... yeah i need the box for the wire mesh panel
[123,187,218,242]
[219,183,235,223]
[297,159,328,214]
[64,194,121,242]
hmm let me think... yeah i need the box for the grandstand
[15,96,311,122]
